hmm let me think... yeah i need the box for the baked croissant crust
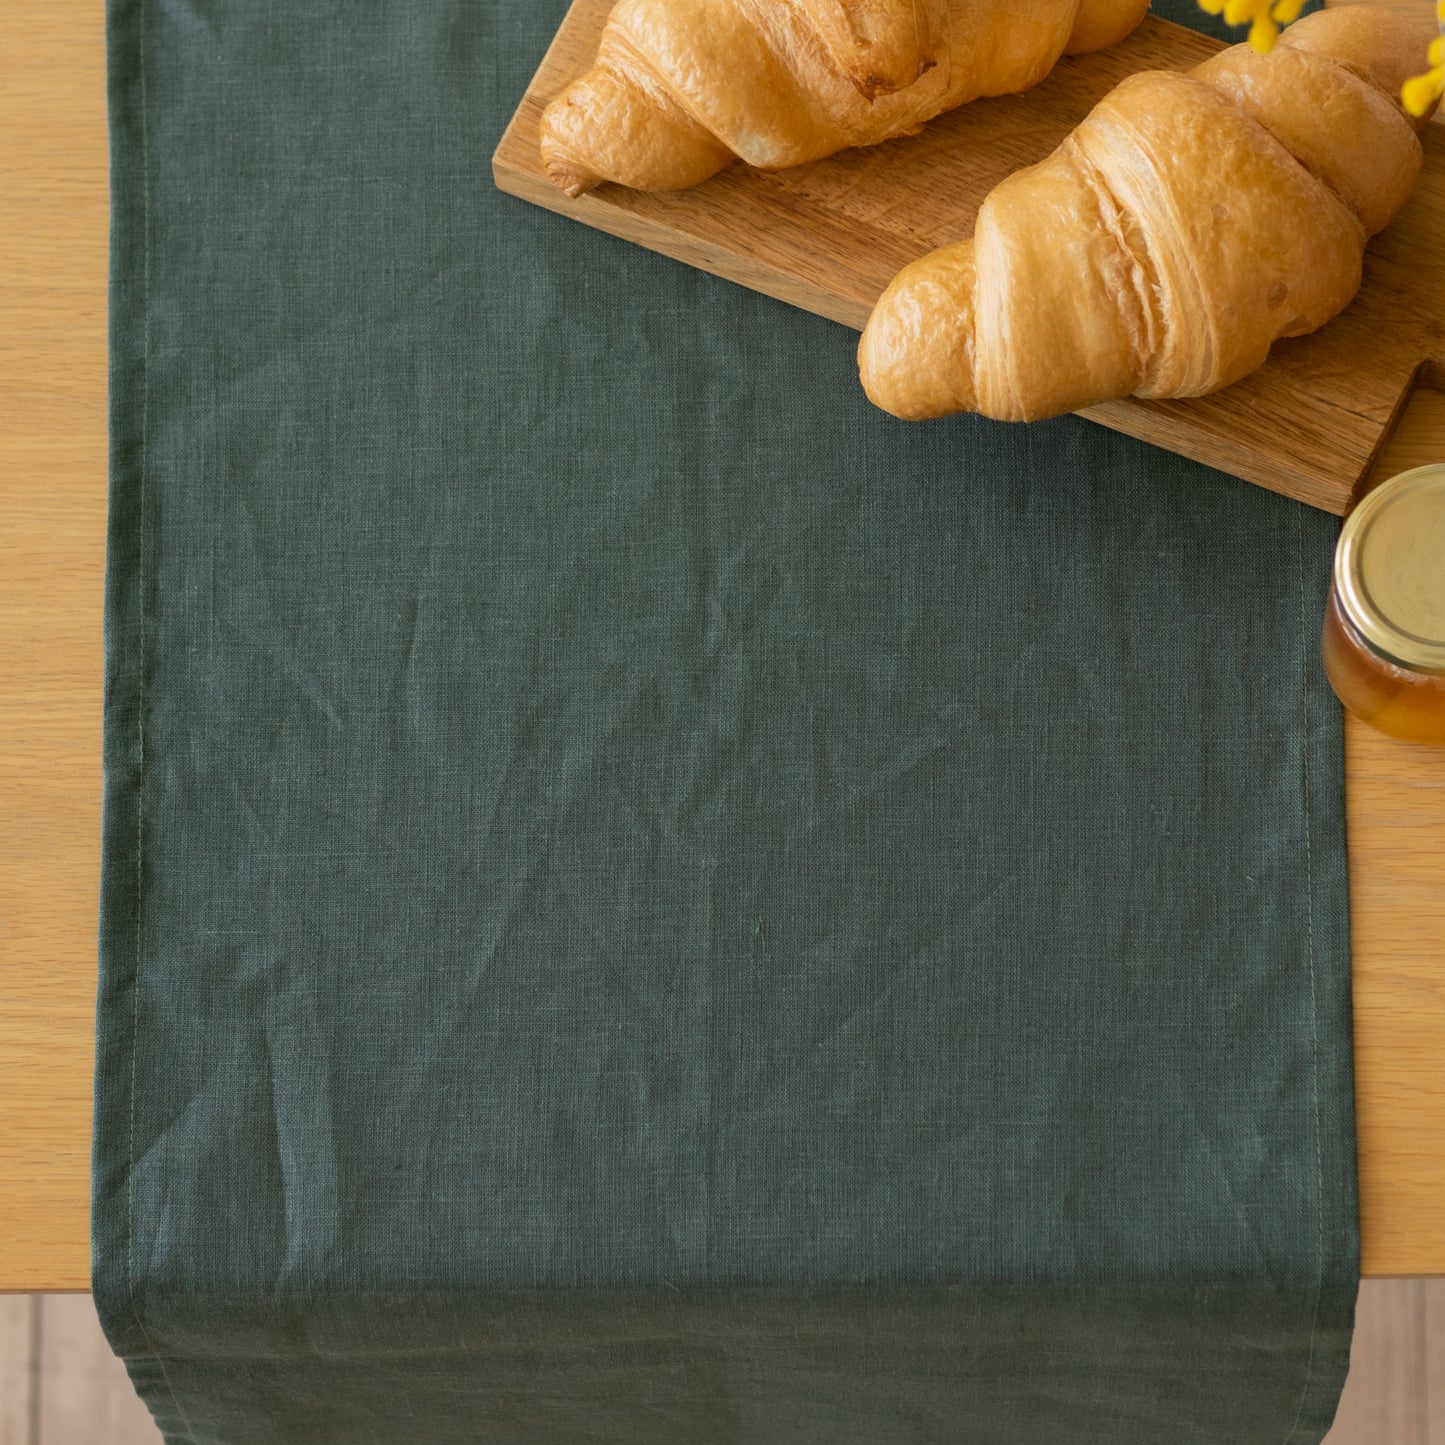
[540,0,1150,197]
[858,6,1433,422]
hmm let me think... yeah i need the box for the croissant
[858,7,1433,422]
[540,0,1150,198]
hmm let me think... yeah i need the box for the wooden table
[3,1,1442,1292]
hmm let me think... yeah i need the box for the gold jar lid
[1336,463,1445,676]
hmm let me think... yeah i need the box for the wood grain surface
[1,0,1442,1292]
[1429,1282,1445,1442]
[1348,391,1445,1281]
[1326,1279,1437,1441]
[493,1,1445,515]
[0,1297,36,1444]
[1,0,107,1293]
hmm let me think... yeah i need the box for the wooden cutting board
[493,4,1445,514]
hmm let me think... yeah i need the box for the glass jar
[1322,463,1445,745]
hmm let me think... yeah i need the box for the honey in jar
[1322,463,1445,745]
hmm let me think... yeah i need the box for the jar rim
[1336,463,1445,677]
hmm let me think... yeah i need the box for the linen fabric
[95,0,1357,1440]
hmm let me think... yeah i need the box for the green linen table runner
[95,1,1358,1439]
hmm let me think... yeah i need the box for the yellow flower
[1402,28,1445,119]
[1198,0,1307,53]
[1199,0,1443,117]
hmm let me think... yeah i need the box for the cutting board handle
[1349,359,1445,510]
